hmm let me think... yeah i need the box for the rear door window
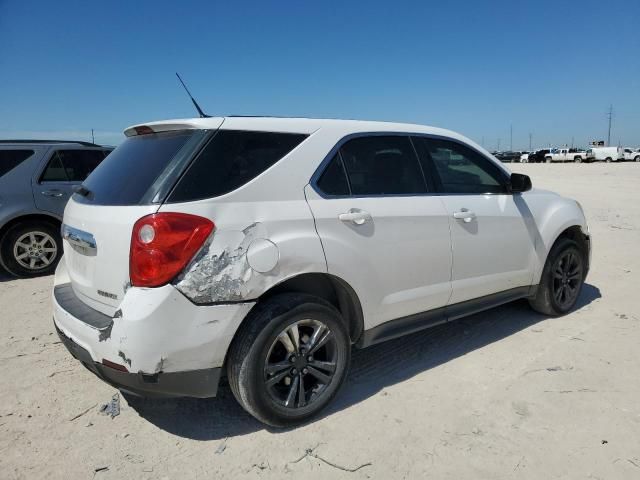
[168,130,308,202]
[315,153,350,196]
[41,150,107,183]
[338,136,427,196]
[0,149,35,178]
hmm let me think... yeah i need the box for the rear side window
[413,137,507,194]
[40,150,108,183]
[75,131,201,205]
[316,153,350,196]
[168,130,307,202]
[338,136,427,195]
[0,149,34,178]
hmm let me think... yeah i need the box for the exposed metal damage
[174,222,269,303]
[118,350,132,367]
[98,321,114,342]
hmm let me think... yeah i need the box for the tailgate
[63,198,158,316]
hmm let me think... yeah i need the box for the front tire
[605,157,612,163]
[0,220,61,278]
[529,238,586,316]
[227,293,351,427]
[634,156,640,162]
[545,157,552,163]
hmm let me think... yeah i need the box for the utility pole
[607,104,613,146]
[91,129,95,144]
[510,124,513,151]
[529,133,532,151]
[571,136,574,149]
[497,139,501,151]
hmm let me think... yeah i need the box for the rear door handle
[338,209,372,225]
[453,209,476,223]
[41,190,64,198]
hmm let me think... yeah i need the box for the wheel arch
[0,212,62,241]
[256,272,365,344]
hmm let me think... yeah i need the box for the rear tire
[634,156,640,162]
[529,238,586,316]
[0,220,61,278]
[545,157,552,163]
[605,157,612,163]
[227,293,351,427]
[574,156,582,163]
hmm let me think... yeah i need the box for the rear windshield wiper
[73,185,92,197]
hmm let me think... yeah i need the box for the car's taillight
[130,213,214,287]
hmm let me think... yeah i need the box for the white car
[520,152,530,162]
[53,117,591,426]
[623,148,640,162]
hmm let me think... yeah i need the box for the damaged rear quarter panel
[167,199,327,305]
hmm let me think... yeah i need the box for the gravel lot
[1,163,639,479]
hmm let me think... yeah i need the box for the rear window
[0,149,34,178]
[74,130,204,205]
[167,130,307,203]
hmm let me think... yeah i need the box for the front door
[412,136,534,305]
[305,135,452,328]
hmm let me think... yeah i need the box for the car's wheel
[634,156,640,162]
[574,156,582,163]
[529,237,586,316]
[545,157,552,163]
[0,220,61,278]
[227,293,351,427]
[605,157,612,163]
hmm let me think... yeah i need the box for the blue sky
[1,0,638,149]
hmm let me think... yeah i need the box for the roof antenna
[175,72,209,118]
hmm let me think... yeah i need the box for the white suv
[53,117,591,426]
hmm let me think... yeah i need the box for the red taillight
[130,213,214,287]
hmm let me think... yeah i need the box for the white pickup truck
[544,148,587,163]
[623,148,640,162]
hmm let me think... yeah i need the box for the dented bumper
[52,259,255,397]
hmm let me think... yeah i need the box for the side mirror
[510,173,532,193]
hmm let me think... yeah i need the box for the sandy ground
[1,162,639,479]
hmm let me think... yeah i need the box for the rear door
[305,135,452,328]
[61,129,211,315]
[413,136,534,304]
[33,148,109,217]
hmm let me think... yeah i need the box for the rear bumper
[52,259,255,398]
[55,323,221,398]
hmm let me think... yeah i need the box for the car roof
[0,139,108,148]
[124,116,466,140]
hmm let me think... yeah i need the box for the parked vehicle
[53,117,591,427]
[0,140,112,277]
[527,149,550,163]
[586,146,624,162]
[494,151,521,163]
[544,148,587,163]
[623,148,640,162]
[520,151,530,162]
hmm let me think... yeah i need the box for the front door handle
[453,208,476,223]
[41,190,64,198]
[338,209,372,225]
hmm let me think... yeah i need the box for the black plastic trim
[55,323,221,398]
[357,285,535,348]
[54,283,113,330]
